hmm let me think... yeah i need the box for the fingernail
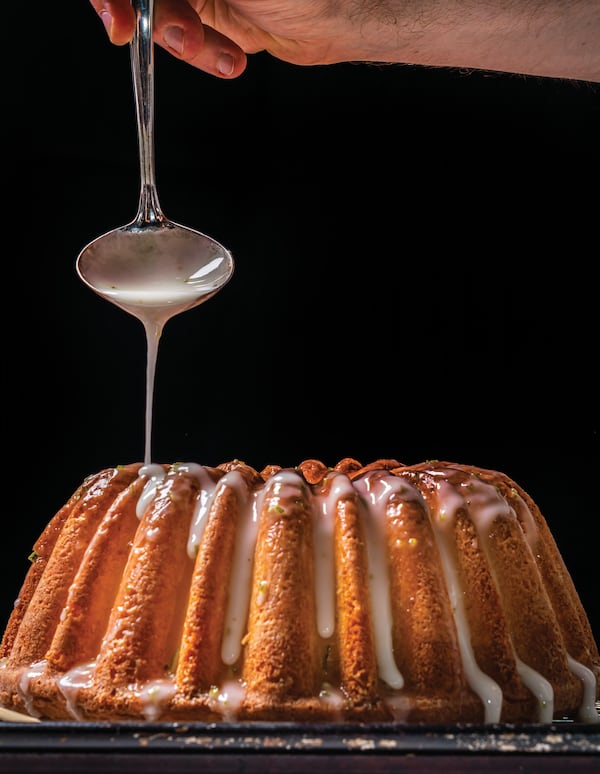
[217,53,235,76]
[163,26,185,55]
[100,10,113,38]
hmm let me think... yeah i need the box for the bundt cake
[1,458,598,724]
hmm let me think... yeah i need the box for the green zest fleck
[28,551,38,563]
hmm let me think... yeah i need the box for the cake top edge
[100,458,514,489]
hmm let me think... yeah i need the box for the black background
[4,6,599,645]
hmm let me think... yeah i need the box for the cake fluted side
[1,458,598,724]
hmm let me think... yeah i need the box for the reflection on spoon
[79,226,234,330]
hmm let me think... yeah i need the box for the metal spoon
[76,0,234,463]
[76,0,234,330]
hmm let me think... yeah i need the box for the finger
[164,24,248,78]
[89,1,136,46]
[89,0,247,78]
[154,1,247,77]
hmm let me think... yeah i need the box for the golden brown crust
[244,473,318,702]
[1,458,598,724]
[6,466,141,668]
[176,481,240,695]
[93,470,199,688]
[45,475,146,673]
[386,491,467,698]
[335,495,379,706]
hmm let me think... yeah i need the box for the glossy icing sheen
[2,460,598,724]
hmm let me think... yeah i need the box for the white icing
[220,471,262,666]
[124,462,594,725]
[9,461,594,725]
[458,478,512,532]
[145,526,161,542]
[433,472,570,723]
[353,472,407,690]
[515,657,554,722]
[318,682,346,715]
[434,478,504,723]
[17,660,47,719]
[136,677,176,721]
[136,464,167,518]
[58,660,96,720]
[509,490,539,548]
[185,464,219,559]
[382,693,415,722]
[567,654,600,723]
[313,473,354,639]
[207,680,246,721]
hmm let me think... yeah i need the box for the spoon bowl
[76,0,233,330]
[77,221,234,330]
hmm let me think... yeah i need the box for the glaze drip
[1,460,597,725]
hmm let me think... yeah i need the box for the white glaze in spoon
[76,0,234,464]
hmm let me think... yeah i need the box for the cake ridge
[1,458,598,724]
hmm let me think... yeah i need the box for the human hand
[88,1,600,82]
[87,0,370,80]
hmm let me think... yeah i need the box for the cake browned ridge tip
[0,458,599,724]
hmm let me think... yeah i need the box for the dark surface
[0,720,599,772]
[3,3,599,649]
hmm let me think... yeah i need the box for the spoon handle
[131,0,164,226]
